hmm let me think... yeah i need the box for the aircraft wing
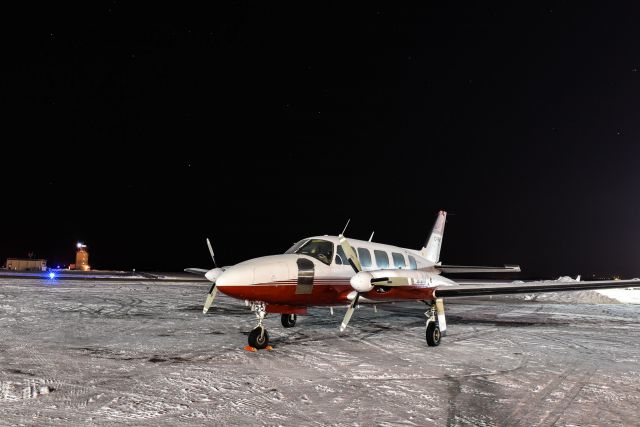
[434,278,640,298]
[436,264,520,274]
[184,268,210,276]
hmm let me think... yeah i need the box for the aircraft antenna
[368,231,375,242]
[341,218,351,236]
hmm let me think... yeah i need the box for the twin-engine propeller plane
[186,211,639,349]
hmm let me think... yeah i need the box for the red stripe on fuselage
[217,279,437,306]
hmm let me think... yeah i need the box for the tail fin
[420,211,447,263]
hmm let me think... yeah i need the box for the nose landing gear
[248,327,269,349]
[245,304,300,350]
[248,302,270,350]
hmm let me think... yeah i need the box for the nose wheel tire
[248,327,270,349]
[281,313,297,328]
[426,323,441,347]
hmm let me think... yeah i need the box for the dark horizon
[2,3,640,277]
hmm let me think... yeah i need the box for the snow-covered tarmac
[1,278,639,426]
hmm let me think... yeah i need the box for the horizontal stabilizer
[436,264,521,274]
[435,278,640,298]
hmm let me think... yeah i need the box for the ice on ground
[514,288,640,304]
[0,278,639,426]
[596,288,640,304]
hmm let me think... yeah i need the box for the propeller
[338,233,363,332]
[203,238,224,314]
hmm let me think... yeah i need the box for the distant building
[74,243,90,271]
[6,258,47,271]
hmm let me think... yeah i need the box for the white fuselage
[213,235,457,308]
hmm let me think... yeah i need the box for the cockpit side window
[335,245,348,265]
[295,239,334,265]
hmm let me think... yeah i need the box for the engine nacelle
[350,271,374,293]
[205,268,225,283]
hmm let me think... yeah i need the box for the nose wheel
[248,302,270,349]
[248,327,270,349]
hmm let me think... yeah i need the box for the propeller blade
[339,293,360,332]
[202,239,222,314]
[338,233,363,330]
[338,234,362,273]
[203,283,218,314]
[206,238,217,267]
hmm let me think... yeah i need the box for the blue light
[48,272,56,280]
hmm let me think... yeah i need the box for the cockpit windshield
[285,239,308,254]
[292,239,334,265]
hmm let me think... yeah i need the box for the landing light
[48,272,56,280]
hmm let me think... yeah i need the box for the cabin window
[374,250,389,268]
[335,245,348,265]
[294,239,334,265]
[392,252,406,268]
[408,255,417,270]
[357,248,372,268]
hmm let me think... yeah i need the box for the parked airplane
[186,211,639,349]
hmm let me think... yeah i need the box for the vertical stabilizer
[420,211,447,263]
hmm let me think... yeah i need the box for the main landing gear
[424,299,447,347]
[248,302,270,349]
[281,313,297,328]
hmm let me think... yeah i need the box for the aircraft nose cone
[205,268,224,282]
[214,255,298,303]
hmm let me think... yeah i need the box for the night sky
[2,2,640,277]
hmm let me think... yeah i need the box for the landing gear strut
[248,302,269,349]
[281,313,297,328]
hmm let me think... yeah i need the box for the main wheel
[426,322,441,347]
[281,313,297,328]
[248,327,270,349]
